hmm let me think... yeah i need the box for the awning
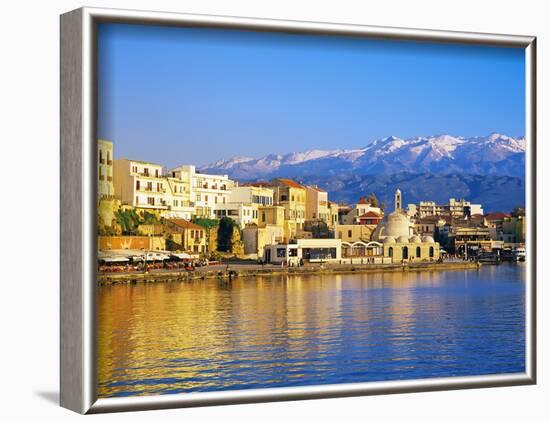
[172,252,194,259]
[100,256,129,263]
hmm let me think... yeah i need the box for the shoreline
[97,261,481,286]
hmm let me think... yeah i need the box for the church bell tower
[395,189,402,212]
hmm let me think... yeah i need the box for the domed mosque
[373,189,440,262]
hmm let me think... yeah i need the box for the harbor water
[98,263,525,397]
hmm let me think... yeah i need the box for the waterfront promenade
[97,260,480,285]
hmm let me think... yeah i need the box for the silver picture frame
[60,7,537,414]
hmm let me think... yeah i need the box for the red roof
[167,219,204,230]
[485,212,510,220]
[272,178,305,189]
[242,181,271,187]
[359,211,383,219]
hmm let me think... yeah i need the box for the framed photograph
[60,7,536,414]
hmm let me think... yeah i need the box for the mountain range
[199,133,526,212]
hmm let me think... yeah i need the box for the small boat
[514,247,526,262]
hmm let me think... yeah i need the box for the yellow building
[305,185,329,223]
[328,201,339,228]
[98,139,114,199]
[335,225,375,243]
[166,219,207,254]
[269,178,306,230]
[258,205,296,242]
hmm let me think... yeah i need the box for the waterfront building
[166,219,207,254]
[485,212,525,243]
[381,234,440,262]
[452,227,503,255]
[213,203,258,229]
[305,185,330,223]
[113,159,169,212]
[242,224,284,258]
[372,189,440,262]
[171,165,233,218]
[268,178,307,230]
[264,238,342,265]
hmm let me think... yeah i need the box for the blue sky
[98,23,525,168]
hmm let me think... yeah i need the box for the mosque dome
[383,236,396,244]
[410,235,422,243]
[373,210,414,241]
[422,235,435,243]
[396,236,409,243]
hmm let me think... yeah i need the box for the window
[196,194,201,201]
[289,248,298,257]
[190,230,195,238]
[348,230,352,238]
[155,169,159,177]
[262,212,266,222]
[277,248,286,258]
[416,246,421,258]
[147,181,153,191]
[281,195,288,201]
[144,168,149,176]
[205,195,209,202]
[99,150,103,164]
[147,197,155,206]
[132,166,138,173]
[223,197,226,204]
[136,180,140,190]
[214,196,218,204]
[429,246,434,258]
[388,247,393,258]
[403,247,409,259]
[200,230,204,238]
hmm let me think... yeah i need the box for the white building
[113,159,169,211]
[229,185,274,207]
[213,203,258,228]
[170,165,234,218]
[264,238,342,265]
[341,201,382,225]
[417,198,483,218]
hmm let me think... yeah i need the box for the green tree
[217,217,235,252]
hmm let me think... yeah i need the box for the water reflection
[98,264,525,397]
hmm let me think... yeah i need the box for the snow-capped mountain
[200,133,526,179]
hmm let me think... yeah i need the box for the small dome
[383,236,396,244]
[422,236,435,243]
[410,235,422,243]
[396,236,409,243]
